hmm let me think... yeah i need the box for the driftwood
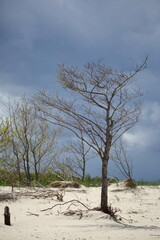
[0,193,15,201]
[15,188,65,201]
[40,199,101,220]
[27,211,39,217]
[41,199,93,212]
[0,187,66,204]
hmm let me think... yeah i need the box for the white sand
[0,184,160,240]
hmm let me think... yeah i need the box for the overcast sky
[0,0,160,181]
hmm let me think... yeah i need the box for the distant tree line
[0,96,95,186]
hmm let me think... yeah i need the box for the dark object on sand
[4,206,11,226]
[49,181,81,188]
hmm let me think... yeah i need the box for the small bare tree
[67,130,96,180]
[111,139,133,179]
[34,58,147,213]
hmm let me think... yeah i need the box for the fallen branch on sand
[40,199,123,221]
[0,193,16,201]
[41,199,101,220]
[41,199,95,212]
[27,211,39,217]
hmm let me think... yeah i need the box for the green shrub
[78,174,102,187]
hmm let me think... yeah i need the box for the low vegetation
[137,180,160,186]
[0,169,159,188]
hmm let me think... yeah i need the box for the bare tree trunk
[24,158,31,185]
[34,164,39,183]
[82,155,86,181]
[101,158,109,213]
[26,150,31,184]
[14,155,22,183]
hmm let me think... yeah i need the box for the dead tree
[34,58,147,214]
[69,129,96,180]
[111,138,133,179]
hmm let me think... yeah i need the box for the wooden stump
[4,206,11,226]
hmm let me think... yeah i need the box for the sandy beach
[0,183,160,240]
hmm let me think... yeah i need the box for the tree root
[102,204,121,220]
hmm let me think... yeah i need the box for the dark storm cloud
[0,0,160,179]
[1,0,160,78]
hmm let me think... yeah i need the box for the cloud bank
[0,0,160,180]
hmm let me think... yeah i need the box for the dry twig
[27,211,39,217]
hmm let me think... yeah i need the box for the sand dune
[0,184,160,240]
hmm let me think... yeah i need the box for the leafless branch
[40,199,93,212]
